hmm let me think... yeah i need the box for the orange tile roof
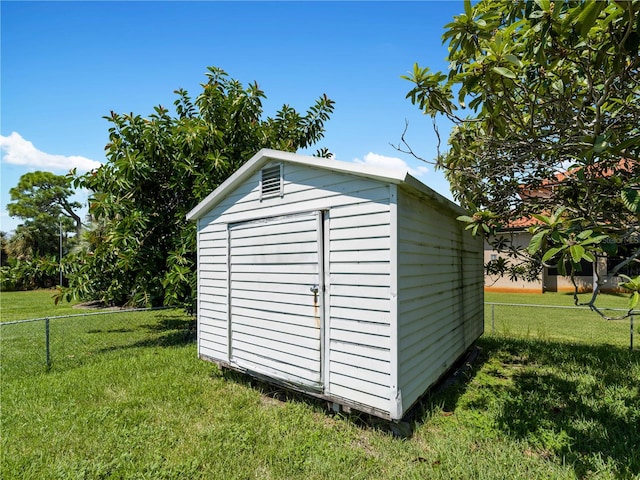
[504,159,637,230]
[505,216,542,229]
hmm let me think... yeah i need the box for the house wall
[396,189,484,415]
[484,232,603,293]
[484,232,544,293]
[545,271,594,293]
[196,161,395,414]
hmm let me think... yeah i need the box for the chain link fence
[2,302,636,379]
[1,308,195,379]
[484,302,637,350]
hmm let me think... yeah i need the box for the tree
[3,172,81,290]
[4,223,59,262]
[0,232,9,267]
[6,171,79,263]
[66,66,334,309]
[8,171,82,236]
[403,0,640,316]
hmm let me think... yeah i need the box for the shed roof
[187,149,464,221]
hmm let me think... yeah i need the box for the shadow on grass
[97,315,196,353]
[218,368,329,410]
[214,367,406,436]
[87,328,135,334]
[417,336,640,478]
[143,316,195,333]
[211,349,483,440]
[136,315,197,347]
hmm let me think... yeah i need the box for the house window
[490,254,498,261]
[260,163,283,200]
[547,259,594,277]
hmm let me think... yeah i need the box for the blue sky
[1,1,463,234]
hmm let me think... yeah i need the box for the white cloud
[354,152,428,177]
[0,132,101,172]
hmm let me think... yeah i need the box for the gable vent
[260,164,283,199]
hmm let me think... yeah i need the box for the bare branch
[392,120,437,166]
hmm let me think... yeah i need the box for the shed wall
[196,161,394,413]
[327,200,392,411]
[396,189,484,412]
[228,212,322,388]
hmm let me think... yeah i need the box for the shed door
[229,211,323,389]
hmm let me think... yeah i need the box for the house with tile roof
[484,160,639,293]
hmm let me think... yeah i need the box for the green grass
[485,290,632,311]
[0,289,94,322]
[1,308,194,379]
[1,290,639,479]
[485,292,634,347]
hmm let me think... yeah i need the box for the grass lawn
[0,289,95,322]
[1,290,639,479]
[485,291,635,347]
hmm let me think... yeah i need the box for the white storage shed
[187,149,483,420]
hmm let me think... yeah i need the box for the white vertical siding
[197,160,483,419]
[228,212,322,388]
[396,189,484,413]
[328,201,392,412]
[197,221,229,360]
[461,226,485,345]
[388,185,401,419]
[196,162,394,414]
[199,163,391,226]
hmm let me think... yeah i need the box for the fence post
[45,317,51,371]
[631,315,634,351]
[491,304,495,334]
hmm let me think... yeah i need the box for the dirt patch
[73,300,129,311]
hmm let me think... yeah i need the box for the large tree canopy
[2,171,81,290]
[66,67,334,309]
[8,171,82,236]
[7,171,80,260]
[404,0,640,314]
